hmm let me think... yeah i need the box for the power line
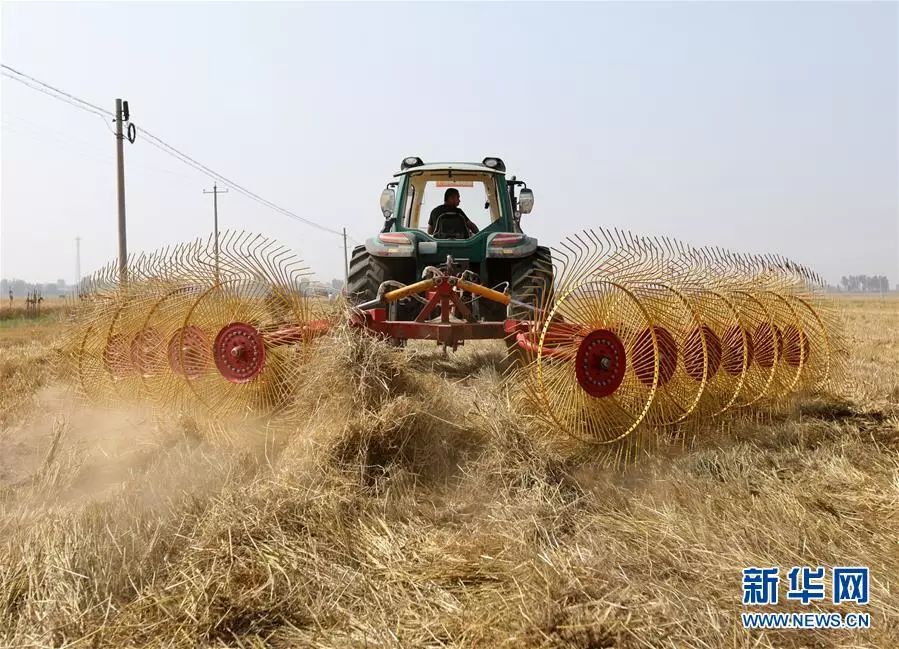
[137,127,349,238]
[1,64,113,118]
[2,64,360,243]
[2,114,212,184]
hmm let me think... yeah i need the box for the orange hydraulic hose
[383,279,435,303]
[457,280,510,305]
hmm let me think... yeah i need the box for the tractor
[346,156,553,350]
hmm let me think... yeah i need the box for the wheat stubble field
[0,295,897,648]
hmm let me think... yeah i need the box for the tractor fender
[484,233,539,259]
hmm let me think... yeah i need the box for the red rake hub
[632,326,678,386]
[575,329,626,398]
[104,333,133,378]
[168,325,211,379]
[684,325,722,382]
[721,325,752,376]
[130,327,165,376]
[754,323,781,369]
[214,322,266,384]
[781,324,809,367]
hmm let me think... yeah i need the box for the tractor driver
[427,188,479,239]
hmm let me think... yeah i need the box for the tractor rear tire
[495,246,554,371]
[347,245,387,305]
[346,245,418,321]
[480,247,554,322]
[507,246,554,321]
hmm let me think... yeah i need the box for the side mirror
[518,188,534,214]
[380,187,396,218]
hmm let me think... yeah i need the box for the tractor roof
[393,162,506,177]
[394,157,508,176]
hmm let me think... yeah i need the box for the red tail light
[490,234,524,247]
[379,233,412,245]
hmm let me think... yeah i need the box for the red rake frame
[350,275,510,351]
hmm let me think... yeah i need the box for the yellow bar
[383,279,435,302]
[458,279,510,305]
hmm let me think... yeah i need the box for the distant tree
[11,279,26,298]
[839,274,893,293]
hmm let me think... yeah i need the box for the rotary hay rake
[59,232,325,428]
[57,228,845,454]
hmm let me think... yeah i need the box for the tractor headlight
[482,157,506,172]
[401,156,424,170]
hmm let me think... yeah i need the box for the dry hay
[0,295,897,648]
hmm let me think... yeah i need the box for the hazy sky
[1,1,897,285]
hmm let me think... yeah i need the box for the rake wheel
[536,278,658,444]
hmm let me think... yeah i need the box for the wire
[137,132,360,242]
[2,68,119,140]
[2,72,108,119]
[100,116,116,135]
[1,63,360,243]
[1,118,115,167]
[137,127,348,238]
[1,65,113,117]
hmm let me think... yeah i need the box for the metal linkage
[350,263,516,351]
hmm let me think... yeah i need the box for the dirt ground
[0,294,897,648]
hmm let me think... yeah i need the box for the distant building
[302,280,338,298]
[1,278,76,298]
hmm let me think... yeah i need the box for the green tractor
[347,156,553,335]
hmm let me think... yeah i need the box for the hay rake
[58,227,844,450]
[511,230,844,450]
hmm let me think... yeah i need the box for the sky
[1,1,897,286]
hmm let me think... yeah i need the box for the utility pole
[114,98,128,284]
[203,183,228,280]
[75,236,81,297]
[342,227,349,288]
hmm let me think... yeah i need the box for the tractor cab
[381,157,534,241]
[392,158,514,239]
[348,157,549,328]
[367,156,539,273]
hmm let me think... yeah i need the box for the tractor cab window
[401,171,502,237]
